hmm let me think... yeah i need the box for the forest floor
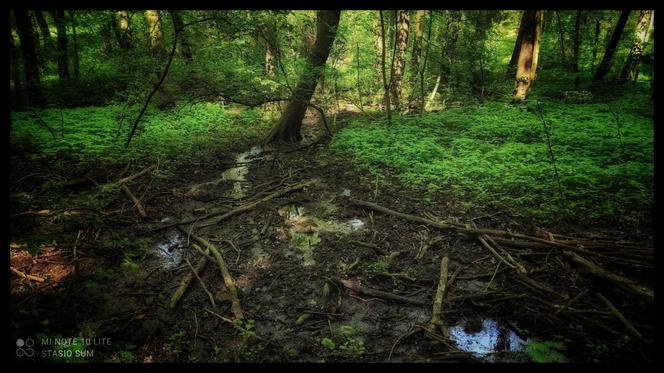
[9,107,654,363]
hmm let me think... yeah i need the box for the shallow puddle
[187,146,263,199]
[153,231,186,269]
[222,146,263,199]
[448,319,525,362]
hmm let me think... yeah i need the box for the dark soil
[9,117,654,363]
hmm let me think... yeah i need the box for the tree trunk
[170,10,193,62]
[380,10,392,124]
[34,11,54,55]
[101,15,113,55]
[15,10,45,106]
[409,10,425,93]
[555,11,568,64]
[115,10,133,50]
[51,10,69,81]
[70,11,80,79]
[30,13,45,74]
[620,10,653,83]
[590,16,600,72]
[145,10,165,55]
[507,11,527,77]
[391,10,409,110]
[572,10,582,89]
[513,10,544,102]
[10,29,25,106]
[593,10,631,82]
[265,10,341,143]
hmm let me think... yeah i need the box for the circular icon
[25,338,35,347]
[16,339,24,347]
[25,349,35,357]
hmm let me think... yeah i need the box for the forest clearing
[8,9,654,363]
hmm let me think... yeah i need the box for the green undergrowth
[10,102,273,170]
[330,89,653,224]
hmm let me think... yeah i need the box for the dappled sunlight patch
[10,244,75,294]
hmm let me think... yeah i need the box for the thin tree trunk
[34,11,54,55]
[380,10,392,124]
[15,10,45,106]
[145,10,165,56]
[30,13,45,74]
[265,10,341,143]
[170,10,193,62]
[391,10,409,110]
[620,10,653,83]
[10,29,25,106]
[507,11,527,77]
[409,10,425,99]
[70,11,80,79]
[356,42,364,112]
[51,10,69,81]
[572,10,582,89]
[590,16,600,72]
[555,11,568,65]
[513,10,544,102]
[101,15,113,55]
[419,11,433,114]
[115,10,133,50]
[593,10,631,82]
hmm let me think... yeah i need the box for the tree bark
[555,11,568,64]
[409,10,425,93]
[15,10,45,106]
[145,10,165,56]
[620,10,653,83]
[115,10,133,50]
[590,16,601,72]
[170,10,193,62]
[513,10,544,102]
[101,15,113,55]
[51,10,69,81]
[391,10,409,110]
[380,10,392,124]
[10,29,25,106]
[507,11,527,77]
[34,11,54,55]
[572,10,582,89]
[70,11,80,79]
[593,10,631,82]
[265,10,341,143]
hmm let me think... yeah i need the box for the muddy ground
[9,115,654,363]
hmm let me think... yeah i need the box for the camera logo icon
[16,338,35,357]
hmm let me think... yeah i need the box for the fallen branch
[181,229,244,319]
[160,178,318,231]
[596,292,646,342]
[334,278,425,306]
[428,256,449,334]
[184,257,216,309]
[117,164,157,185]
[169,254,209,309]
[348,240,386,255]
[10,267,46,283]
[348,198,605,258]
[121,185,147,218]
[563,251,653,302]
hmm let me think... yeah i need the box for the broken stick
[563,251,653,302]
[596,292,646,342]
[169,254,208,309]
[155,178,318,231]
[117,164,156,185]
[182,229,244,319]
[334,278,425,306]
[428,256,449,334]
[121,184,147,218]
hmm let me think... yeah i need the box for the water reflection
[448,319,524,361]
